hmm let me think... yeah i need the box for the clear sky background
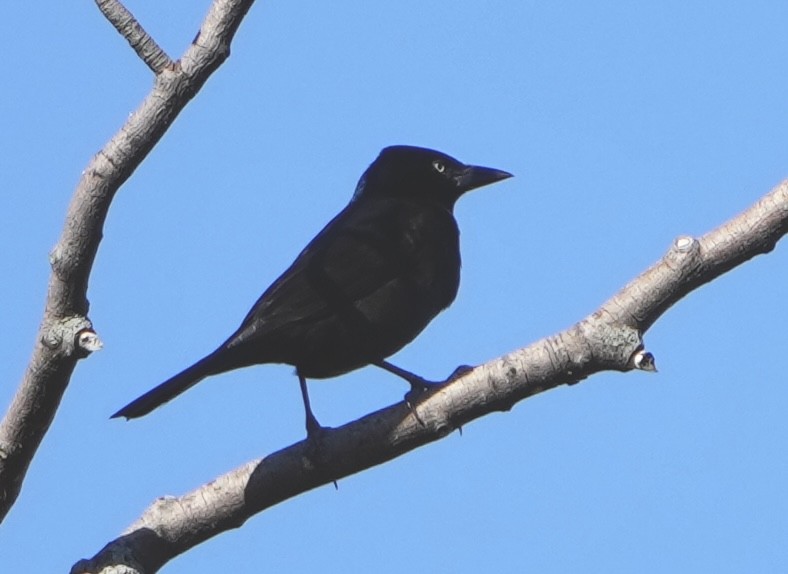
[2,2,787,572]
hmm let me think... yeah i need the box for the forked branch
[0,0,255,525]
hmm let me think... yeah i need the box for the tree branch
[71,180,788,574]
[0,0,255,524]
[95,0,174,73]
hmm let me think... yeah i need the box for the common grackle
[112,145,512,436]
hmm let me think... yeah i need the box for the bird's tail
[111,350,227,420]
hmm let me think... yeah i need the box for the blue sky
[2,2,787,572]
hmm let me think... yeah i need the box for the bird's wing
[227,199,425,346]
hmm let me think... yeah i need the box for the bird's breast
[341,202,461,358]
[402,210,461,308]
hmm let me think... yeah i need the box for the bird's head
[352,145,512,209]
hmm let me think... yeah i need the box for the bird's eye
[432,160,446,174]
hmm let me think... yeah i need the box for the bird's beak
[455,165,513,192]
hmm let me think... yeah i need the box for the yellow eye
[432,160,446,173]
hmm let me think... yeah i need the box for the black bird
[112,145,512,436]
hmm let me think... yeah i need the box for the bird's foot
[374,360,463,396]
[373,360,475,424]
[302,418,339,488]
[305,412,330,442]
[403,364,476,409]
[446,364,475,382]
[404,373,442,396]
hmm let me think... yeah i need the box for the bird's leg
[298,371,325,438]
[375,360,475,392]
[298,372,339,486]
[374,361,474,429]
[374,360,442,394]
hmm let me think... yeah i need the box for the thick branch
[72,180,788,574]
[0,0,255,524]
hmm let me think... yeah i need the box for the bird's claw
[403,364,476,416]
[405,375,442,396]
[302,422,339,487]
[305,417,331,443]
[446,364,475,382]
